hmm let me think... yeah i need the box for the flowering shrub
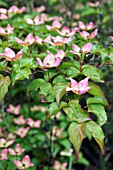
[0,1,112,169]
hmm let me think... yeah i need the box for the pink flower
[0,149,8,160]
[6,104,21,115]
[0,8,7,14]
[0,48,24,61]
[78,21,96,30]
[14,155,34,169]
[0,138,14,148]
[8,6,26,14]
[66,77,90,95]
[40,13,53,22]
[57,26,77,37]
[15,34,35,46]
[35,5,45,13]
[13,115,26,125]
[52,126,63,137]
[53,160,67,170]
[36,52,62,68]
[0,24,14,36]
[70,43,92,55]
[0,14,8,20]
[46,20,62,30]
[14,127,30,138]
[26,16,44,25]
[109,36,113,41]
[87,1,100,7]
[79,29,98,39]
[8,143,25,156]
[52,36,72,46]
[26,118,41,128]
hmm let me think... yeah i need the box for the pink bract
[6,104,21,114]
[70,43,92,55]
[36,52,62,68]
[46,20,62,30]
[0,48,24,61]
[14,155,34,169]
[8,143,25,156]
[57,26,77,37]
[66,77,90,95]
[15,34,35,46]
[0,149,8,160]
[78,21,96,30]
[79,29,98,39]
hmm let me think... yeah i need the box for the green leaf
[82,65,103,82]
[88,82,106,99]
[53,75,66,84]
[39,82,54,102]
[54,82,68,104]
[12,68,31,83]
[0,60,7,71]
[67,67,80,78]
[88,104,107,126]
[7,162,16,170]
[85,121,105,154]
[87,96,108,106]
[68,122,86,159]
[44,69,58,82]
[0,74,11,102]
[27,79,45,91]
[63,100,90,123]
[48,101,67,116]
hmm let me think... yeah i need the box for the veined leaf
[68,122,86,159]
[0,74,11,102]
[63,100,90,123]
[85,120,105,155]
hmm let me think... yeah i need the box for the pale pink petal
[91,29,98,38]
[0,27,5,35]
[78,87,90,95]
[46,25,52,30]
[4,48,15,58]
[110,36,113,41]
[72,44,80,53]
[34,120,41,128]
[63,37,72,43]
[55,50,65,59]
[78,21,86,30]
[0,8,7,14]
[82,43,92,53]
[22,155,30,166]
[78,77,89,88]
[26,18,33,25]
[8,6,19,13]
[6,24,14,34]
[19,7,26,13]
[79,31,90,39]
[53,58,62,67]
[43,53,55,66]
[14,160,23,168]
[0,14,8,20]
[86,22,96,30]
[8,148,16,155]
[52,20,61,28]
[70,78,78,88]
[35,36,43,44]
[62,26,70,34]
[15,37,24,44]
[36,58,44,67]
[24,34,35,44]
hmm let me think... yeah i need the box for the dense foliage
[0,1,113,170]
